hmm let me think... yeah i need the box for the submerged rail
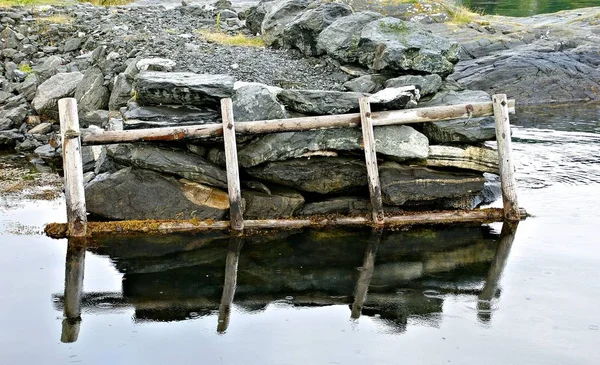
[51,95,523,238]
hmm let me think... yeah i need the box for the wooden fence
[51,94,524,238]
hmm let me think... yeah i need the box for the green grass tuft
[197,30,265,47]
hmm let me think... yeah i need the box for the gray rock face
[31,72,84,117]
[122,102,220,129]
[281,2,352,56]
[238,124,428,167]
[0,129,24,148]
[232,84,286,122]
[299,196,370,216]
[317,11,383,64]
[135,71,235,107]
[277,89,365,115]
[80,110,109,128]
[261,0,311,47]
[14,73,38,101]
[106,144,228,188]
[108,73,134,110]
[85,168,229,220]
[385,74,442,96]
[452,48,600,104]
[379,162,485,206]
[419,90,496,143]
[357,18,459,76]
[242,187,304,219]
[247,157,367,194]
[75,66,109,112]
[1,96,29,126]
[31,55,64,83]
[245,0,276,35]
[343,74,387,93]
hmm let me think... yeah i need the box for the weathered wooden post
[359,97,385,225]
[220,98,244,231]
[58,98,87,237]
[478,221,519,322]
[351,229,381,319]
[61,238,86,343]
[492,94,521,221]
[217,235,243,333]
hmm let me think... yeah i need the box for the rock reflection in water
[53,223,518,341]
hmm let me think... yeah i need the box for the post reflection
[478,221,519,322]
[351,229,381,319]
[61,238,86,343]
[52,224,521,338]
[217,235,244,334]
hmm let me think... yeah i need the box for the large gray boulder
[246,1,277,35]
[247,157,367,194]
[261,0,311,47]
[106,144,228,188]
[277,89,365,115]
[419,90,496,143]
[85,167,229,220]
[135,71,235,107]
[232,84,286,122]
[317,11,383,64]
[242,186,304,219]
[238,125,428,167]
[385,74,442,96]
[281,2,352,56]
[357,18,459,75]
[75,66,109,112]
[31,72,84,117]
[0,129,24,148]
[379,162,485,206]
[122,102,220,129]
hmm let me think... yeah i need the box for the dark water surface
[458,0,600,17]
[1,104,600,364]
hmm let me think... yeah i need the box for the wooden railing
[55,95,523,238]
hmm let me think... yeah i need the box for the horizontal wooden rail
[44,208,527,238]
[81,100,516,146]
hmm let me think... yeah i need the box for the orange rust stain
[143,132,187,141]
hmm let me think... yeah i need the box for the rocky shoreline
[1,0,598,221]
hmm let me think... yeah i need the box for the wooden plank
[81,100,516,146]
[221,98,244,231]
[61,238,86,343]
[492,94,521,221]
[44,208,528,238]
[58,98,88,237]
[217,235,243,333]
[359,97,385,225]
[351,229,381,319]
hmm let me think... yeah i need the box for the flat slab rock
[134,71,235,107]
[242,187,305,219]
[122,102,220,129]
[239,125,428,167]
[85,167,229,220]
[247,156,367,194]
[106,143,228,188]
[426,145,499,173]
[379,162,486,206]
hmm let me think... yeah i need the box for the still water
[457,0,600,17]
[1,104,600,364]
